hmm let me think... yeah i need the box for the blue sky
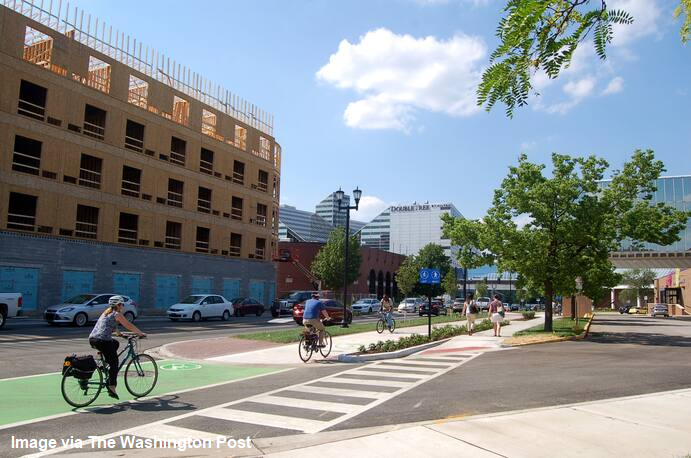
[82,0,691,221]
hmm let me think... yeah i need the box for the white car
[44,294,138,327]
[0,293,22,329]
[352,298,381,314]
[167,294,234,322]
[476,297,491,312]
[398,297,423,313]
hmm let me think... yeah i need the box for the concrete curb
[337,338,450,362]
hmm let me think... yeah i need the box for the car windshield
[279,292,294,299]
[180,295,204,304]
[63,294,97,304]
[288,292,307,300]
[404,299,416,303]
[231,297,245,304]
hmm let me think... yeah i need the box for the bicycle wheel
[61,367,103,408]
[389,319,396,333]
[124,354,158,398]
[376,319,385,334]
[319,331,332,357]
[298,335,313,362]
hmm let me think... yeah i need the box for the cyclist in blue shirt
[303,293,331,347]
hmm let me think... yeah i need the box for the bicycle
[298,323,332,362]
[376,311,396,333]
[61,332,158,408]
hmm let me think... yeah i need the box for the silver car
[352,298,381,314]
[44,294,138,327]
[651,303,669,318]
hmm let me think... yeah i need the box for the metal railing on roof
[3,0,274,136]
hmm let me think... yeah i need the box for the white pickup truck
[0,293,22,328]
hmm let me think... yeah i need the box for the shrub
[522,311,536,320]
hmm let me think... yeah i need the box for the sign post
[419,268,441,340]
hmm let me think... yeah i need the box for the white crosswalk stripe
[30,349,491,456]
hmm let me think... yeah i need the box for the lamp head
[334,188,344,205]
[353,187,362,205]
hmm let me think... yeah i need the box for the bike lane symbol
[160,362,202,371]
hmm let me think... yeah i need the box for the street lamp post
[575,276,583,327]
[335,187,362,328]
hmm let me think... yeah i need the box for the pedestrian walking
[462,293,479,335]
[489,294,505,337]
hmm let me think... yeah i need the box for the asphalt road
[1,314,689,457]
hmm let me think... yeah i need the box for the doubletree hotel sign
[390,204,452,213]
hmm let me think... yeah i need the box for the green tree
[621,268,657,305]
[310,228,362,293]
[475,279,489,298]
[443,150,688,331]
[396,256,420,297]
[443,270,458,297]
[479,1,691,117]
[394,244,452,298]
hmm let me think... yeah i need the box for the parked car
[351,298,381,314]
[44,294,138,327]
[476,297,491,312]
[452,298,464,314]
[627,306,647,315]
[618,305,632,314]
[508,303,520,312]
[166,294,233,321]
[230,297,265,317]
[419,299,447,316]
[293,299,352,326]
[398,297,424,313]
[271,291,317,318]
[0,292,22,329]
[651,303,669,318]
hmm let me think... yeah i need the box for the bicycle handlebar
[117,332,146,339]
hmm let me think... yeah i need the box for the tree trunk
[544,280,554,332]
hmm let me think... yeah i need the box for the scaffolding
[3,0,274,137]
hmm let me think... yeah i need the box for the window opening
[124,119,145,152]
[23,26,53,68]
[255,238,266,260]
[18,80,47,121]
[83,104,106,140]
[165,221,182,250]
[256,203,267,227]
[121,166,142,198]
[196,226,210,253]
[128,75,148,109]
[118,213,138,244]
[173,96,189,126]
[202,109,217,136]
[75,204,99,239]
[233,160,245,185]
[78,154,102,189]
[257,170,269,192]
[234,125,247,150]
[231,196,243,220]
[86,56,111,94]
[7,192,37,232]
[229,233,242,257]
[259,136,271,161]
[170,136,186,166]
[197,187,212,213]
[200,148,214,175]
[12,135,42,175]
[167,179,184,208]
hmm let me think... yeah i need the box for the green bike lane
[0,360,281,428]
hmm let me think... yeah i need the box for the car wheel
[124,311,135,323]
[73,312,88,327]
[222,310,230,321]
[0,311,6,329]
[368,307,372,314]
[192,311,202,322]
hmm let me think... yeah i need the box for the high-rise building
[389,203,463,261]
[314,192,365,234]
[358,208,391,251]
[278,205,333,243]
[0,1,281,312]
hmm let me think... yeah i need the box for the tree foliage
[475,279,489,298]
[620,268,657,305]
[443,150,689,331]
[443,270,458,297]
[395,244,453,298]
[310,228,362,291]
[479,0,690,116]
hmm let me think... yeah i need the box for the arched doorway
[385,272,392,297]
[368,269,376,294]
[377,271,384,298]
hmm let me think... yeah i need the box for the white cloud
[563,76,596,99]
[513,214,533,229]
[352,195,389,222]
[609,0,662,47]
[520,140,536,151]
[316,28,486,132]
[602,76,624,95]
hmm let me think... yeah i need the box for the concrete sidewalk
[158,313,542,365]
[256,387,691,457]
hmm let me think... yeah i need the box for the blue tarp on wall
[191,277,213,295]
[249,280,265,304]
[113,272,141,303]
[223,279,240,301]
[155,275,179,309]
[62,270,94,301]
[0,267,40,310]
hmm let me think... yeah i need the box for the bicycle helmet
[108,295,125,307]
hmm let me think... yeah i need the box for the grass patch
[513,317,587,337]
[236,312,487,344]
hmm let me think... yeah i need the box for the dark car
[271,291,316,318]
[419,300,447,316]
[618,305,632,314]
[231,297,265,317]
[293,299,353,326]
